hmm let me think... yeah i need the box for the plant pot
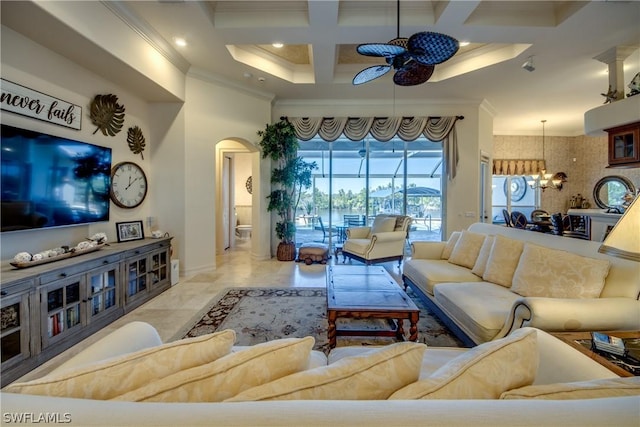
[276,242,296,261]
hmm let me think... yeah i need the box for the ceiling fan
[353,0,459,86]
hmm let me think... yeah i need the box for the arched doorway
[215,138,264,258]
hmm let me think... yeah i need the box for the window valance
[287,116,462,180]
[493,159,546,176]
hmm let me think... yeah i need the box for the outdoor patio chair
[341,214,412,268]
[313,217,336,243]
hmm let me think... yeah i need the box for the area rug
[174,287,464,353]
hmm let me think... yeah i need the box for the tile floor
[17,240,405,382]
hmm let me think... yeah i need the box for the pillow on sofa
[471,235,495,277]
[441,231,461,260]
[112,337,314,402]
[371,217,397,234]
[389,328,537,400]
[448,231,487,269]
[482,235,524,287]
[501,377,640,400]
[510,243,611,298]
[4,329,236,400]
[226,342,425,401]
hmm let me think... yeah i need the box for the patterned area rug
[175,287,464,353]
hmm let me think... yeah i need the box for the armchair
[342,214,412,267]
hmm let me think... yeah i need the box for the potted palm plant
[258,117,316,261]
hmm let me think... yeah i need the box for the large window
[491,176,538,224]
[295,136,444,247]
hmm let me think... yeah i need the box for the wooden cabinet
[123,239,171,311]
[39,262,121,350]
[0,237,171,387]
[1,281,33,377]
[606,121,640,168]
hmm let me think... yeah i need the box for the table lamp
[598,195,640,262]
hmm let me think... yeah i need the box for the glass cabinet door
[150,250,168,287]
[41,278,83,347]
[608,123,640,166]
[1,293,30,366]
[88,264,119,320]
[126,258,148,302]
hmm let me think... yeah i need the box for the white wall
[234,153,253,206]
[183,74,272,273]
[0,26,275,273]
[0,27,156,261]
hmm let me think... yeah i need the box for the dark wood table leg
[327,310,337,348]
[396,319,405,340]
[408,312,419,342]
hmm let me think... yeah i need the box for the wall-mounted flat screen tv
[1,124,112,232]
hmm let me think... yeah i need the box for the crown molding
[101,1,191,74]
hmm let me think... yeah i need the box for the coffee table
[326,265,419,348]
[551,331,639,377]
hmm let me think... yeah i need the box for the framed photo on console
[116,220,144,242]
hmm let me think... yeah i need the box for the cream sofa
[2,321,639,426]
[403,222,640,346]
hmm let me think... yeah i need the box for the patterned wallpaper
[493,134,640,214]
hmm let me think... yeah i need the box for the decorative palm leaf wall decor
[90,94,125,136]
[127,125,146,159]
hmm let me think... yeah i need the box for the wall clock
[110,161,148,208]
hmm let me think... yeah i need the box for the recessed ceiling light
[174,37,187,47]
[272,43,284,48]
[459,41,470,47]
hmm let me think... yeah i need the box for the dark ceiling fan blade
[407,31,459,65]
[356,43,406,58]
[353,65,392,85]
[393,61,435,86]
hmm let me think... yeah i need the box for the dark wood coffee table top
[551,331,639,377]
[326,265,419,348]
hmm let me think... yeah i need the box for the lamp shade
[598,196,640,262]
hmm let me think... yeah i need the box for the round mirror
[592,176,635,209]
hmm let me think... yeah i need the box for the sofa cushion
[371,217,396,234]
[111,337,314,402]
[501,377,640,400]
[434,282,520,343]
[448,231,487,269]
[482,235,524,287]
[471,235,494,277]
[510,243,611,299]
[226,342,425,401]
[389,328,537,399]
[403,259,482,296]
[3,329,236,400]
[343,238,371,256]
[441,231,461,260]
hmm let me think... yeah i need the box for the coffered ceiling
[2,1,639,136]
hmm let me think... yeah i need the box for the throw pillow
[4,329,236,400]
[471,235,495,277]
[501,377,640,400]
[226,342,426,401]
[371,217,397,234]
[510,243,611,298]
[482,235,524,287]
[389,328,537,400]
[112,336,314,402]
[448,231,487,269]
[440,231,461,260]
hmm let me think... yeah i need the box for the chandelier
[527,120,565,191]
